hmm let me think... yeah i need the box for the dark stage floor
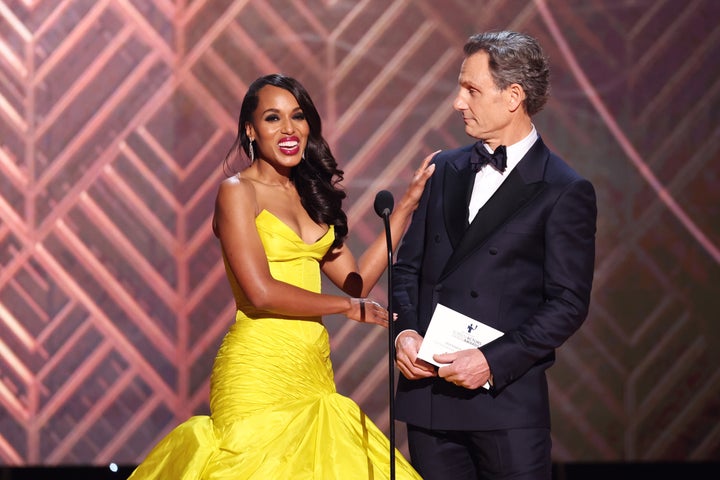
[0,462,718,479]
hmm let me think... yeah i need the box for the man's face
[453,51,512,144]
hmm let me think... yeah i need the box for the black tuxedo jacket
[392,138,597,430]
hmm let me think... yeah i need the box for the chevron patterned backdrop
[1,0,718,466]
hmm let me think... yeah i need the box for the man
[392,31,597,480]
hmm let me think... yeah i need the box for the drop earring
[248,140,254,162]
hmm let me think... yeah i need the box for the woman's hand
[396,151,438,212]
[346,298,389,327]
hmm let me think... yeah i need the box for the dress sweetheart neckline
[257,209,333,246]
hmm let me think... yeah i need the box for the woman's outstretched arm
[321,152,437,297]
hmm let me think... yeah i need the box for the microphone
[374,189,396,480]
[373,189,394,218]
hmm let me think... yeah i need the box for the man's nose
[452,94,466,111]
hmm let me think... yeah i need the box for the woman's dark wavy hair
[224,74,348,248]
[464,31,550,116]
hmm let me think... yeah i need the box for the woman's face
[245,85,310,169]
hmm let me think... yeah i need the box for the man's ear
[507,83,526,113]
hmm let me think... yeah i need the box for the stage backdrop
[1,0,719,466]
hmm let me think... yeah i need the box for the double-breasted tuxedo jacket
[392,137,597,431]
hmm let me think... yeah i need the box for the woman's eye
[293,112,305,120]
[265,114,279,121]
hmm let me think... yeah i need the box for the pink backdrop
[1,0,719,465]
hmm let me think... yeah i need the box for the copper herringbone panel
[0,0,718,465]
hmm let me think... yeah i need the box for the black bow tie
[470,142,507,173]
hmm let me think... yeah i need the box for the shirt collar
[484,125,538,171]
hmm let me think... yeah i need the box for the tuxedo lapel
[440,139,549,279]
[443,150,475,249]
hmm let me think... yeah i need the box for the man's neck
[484,117,533,150]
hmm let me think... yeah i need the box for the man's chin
[465,127,481,139]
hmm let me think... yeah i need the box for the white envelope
[417,303,503,370]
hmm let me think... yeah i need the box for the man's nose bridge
[453,91,465,109]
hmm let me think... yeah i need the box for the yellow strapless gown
[128,210,422,479]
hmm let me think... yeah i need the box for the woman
[128,74,435,479]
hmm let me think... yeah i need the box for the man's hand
[435,349,491,390]
[395,330,437,380]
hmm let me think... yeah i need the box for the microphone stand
[374,189,396,479]
[380,209,396,480]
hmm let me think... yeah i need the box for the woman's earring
[248,140,254,162]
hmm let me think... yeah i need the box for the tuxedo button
[470,290,479,298]
[489,247,498,255]
[434,234,441,243]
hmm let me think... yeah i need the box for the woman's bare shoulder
[218,173,256,196]
[213,174,259,235]
[216,174,259,213]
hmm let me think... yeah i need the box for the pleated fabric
[128,210,421,479]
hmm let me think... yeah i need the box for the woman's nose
[280,117,294,133]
